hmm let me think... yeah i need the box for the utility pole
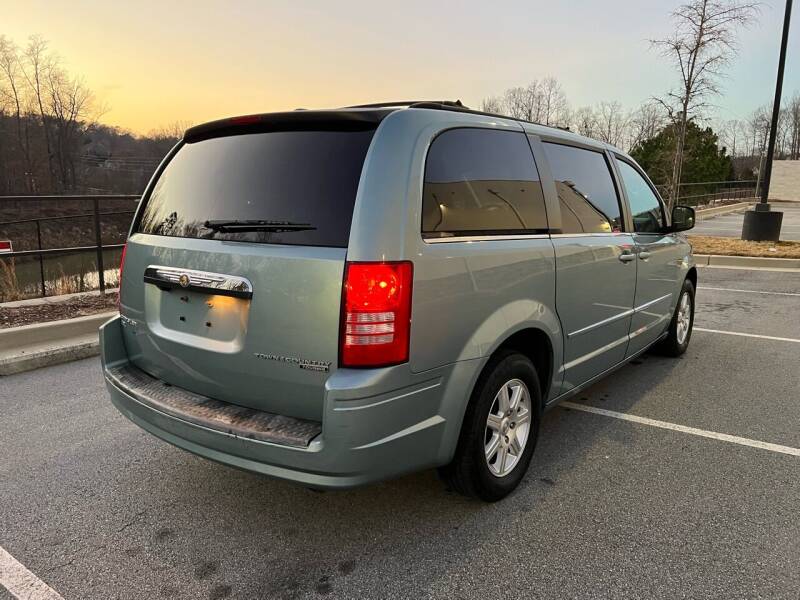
[742,0,793,241]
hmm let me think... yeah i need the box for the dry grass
[0,258,23,301]
[0,258,121,302]
[689,235,800,259]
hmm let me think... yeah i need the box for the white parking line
[698,286,800,297]
[0,545,64,600]
[695,228,800,233]
[561,402,800,457]
[697,264,800,272]
[694,327,800,343]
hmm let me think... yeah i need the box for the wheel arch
[491,327,555,407]
[686,266,698,290]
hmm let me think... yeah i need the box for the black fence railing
[655,180,760,207]
[0,183,763,301]
[0,195,139,300]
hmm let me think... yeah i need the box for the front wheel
[655,278,695,357]
[439,351,541,502]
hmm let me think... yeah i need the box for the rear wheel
[440,351,541,501]
[655,278,695,357]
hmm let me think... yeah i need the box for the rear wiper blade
[203,219,316,233]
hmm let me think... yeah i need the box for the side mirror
[670,205,695,232]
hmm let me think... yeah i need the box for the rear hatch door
[119,120,378,421]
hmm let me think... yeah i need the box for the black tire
[655,278,695,357]
[439,350,541,502]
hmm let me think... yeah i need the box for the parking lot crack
[116,509,148,533]
[46,542,108,573]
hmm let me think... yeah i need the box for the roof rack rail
[346,100,465,109]
[408,101,571,132]
[345,99,571,133]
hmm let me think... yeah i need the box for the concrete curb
[695,202,752,220]
[0,339,101,376]
[1,288,119,308]
[0,311,116,376]
[694,254,800,269]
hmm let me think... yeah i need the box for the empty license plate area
[144,284,250,351]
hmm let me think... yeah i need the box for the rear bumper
[100,316,482,489]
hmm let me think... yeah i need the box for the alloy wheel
[676,291,692,345]
[484,378,531,477]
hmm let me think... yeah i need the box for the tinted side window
[543,143,623,234]
[422,129,548,238]
[616,160,664,233]
[136,129,375,247]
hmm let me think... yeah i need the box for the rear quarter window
[136,129,375,247]
[421,128,548,238]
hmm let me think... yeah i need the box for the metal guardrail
[0,195,139,297]
[655,180,760,207]
[0,183,766,300]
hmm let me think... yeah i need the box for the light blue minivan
[101,101,696,501]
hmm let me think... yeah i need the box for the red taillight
[117,243,127,309]
[340,261,413,368]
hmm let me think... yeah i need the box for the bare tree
[484,77,571,126]
[628,103,667,150]
[777,105,790,158]
[480,96,504,114]
[716,118,743,157]
[503,84,539,121]
[537,77,570,126]
[746,105,771,158]
[45,63,95,191]
[786,93,800,160]
[0,35,35,192]
[22,35,57,190]
[652,0,760,207]
[147,120,193,143]
[572,106,598,138]
[594,101,629,147]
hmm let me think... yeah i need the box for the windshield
[135,128,375,247]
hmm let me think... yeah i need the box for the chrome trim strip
[550,232,630,238]
[567,293,672,338]
[333,382,441,412]
[561,333,630,372]
[144,265,253,299]
[353,416,445,450]
[548,330,669,405]
[629,312,671,340]
[634,293,672,313]
[568,309,634,338]
[425,233,551,244]
[424,232,633,243]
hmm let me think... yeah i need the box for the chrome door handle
[638,250,651,260]
[619,251,636,263]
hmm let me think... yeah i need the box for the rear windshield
[136,129,375,247]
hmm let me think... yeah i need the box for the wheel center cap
[501,418,510,434]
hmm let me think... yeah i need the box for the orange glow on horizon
[3,0,789,135]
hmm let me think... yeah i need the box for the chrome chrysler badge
[178,273,190,288]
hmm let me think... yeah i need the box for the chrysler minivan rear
[100,109,469,488]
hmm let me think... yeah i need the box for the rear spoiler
[184,109,391,143]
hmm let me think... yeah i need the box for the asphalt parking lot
[2,265,799,599]
[689,201,800,240]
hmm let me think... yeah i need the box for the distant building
[769,160,800,202]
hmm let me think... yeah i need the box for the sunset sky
[4,0,798,134]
